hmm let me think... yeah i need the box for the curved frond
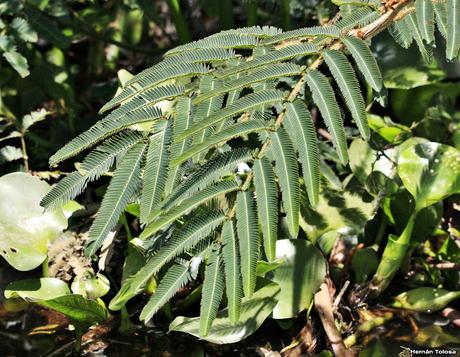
[165,148,253,208]
[269,127,300,237]
[177,90,284,141]
[323,49,370,139]
[341,36,383,92]
[174,120,273,166]
[200,245,224,336]
[140,181,239,239]
[140,263,191,321]
[140,122,172,223]
[110,211,225,310]
[416,0,435,44]
[283,100,320,206]
[85,142,147,256]
[389,19,413,48]
[434,1,448,39]
[41,131,143,209]
[236,191,259,298]
[50,107,162,166]
[261,26,340,45]
[253,157,278,261]
[404,12,432,63]
[447,0,460,60]
[306,70,348,165]
[221,220,242,323]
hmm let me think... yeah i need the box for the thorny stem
[227,0,413,220]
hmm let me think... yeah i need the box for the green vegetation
[0,0,459,355]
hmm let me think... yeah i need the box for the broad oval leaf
[271,239,326,319]
[169,278,280,344]
[398,142,460,211]
[5,278,70,301]
[0,173,68,271]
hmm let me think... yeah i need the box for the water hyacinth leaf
[271,239,326,319]
[5,278,70,301]
[398,142,460,211]
[37,295,109,328]
[0,173,67,271]
[169,279,280,344]
[393,288,460,312]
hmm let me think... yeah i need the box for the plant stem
[19,134,29,172]
[42,256,49,277]
[120,212,133,241]
[281,0,291,30]
[166,0,191,44]
[367,210,417,297]
[246,1,258,26]
[219,0,235,30]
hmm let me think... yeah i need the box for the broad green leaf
[37,295,109,328]
[0,173,67,271]
[5,278,70,301]
[393,288,460,312]
[271,239,326,319]
[398,142,460,211]
[169,279,280,344]
[71,273,110,300]
[300,187,375,242]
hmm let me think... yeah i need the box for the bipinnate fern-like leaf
[177,90,283,141]
[109,211,226,310]
[389,19,413,49]
[253,157,278,261]
[416,0,435,44]
[323,49,370,140]
[85,142,147,256]
[433,0,448,39]
[341,36,383,92]
[49,106,163,166]
[199,245,225,336]
[41,131,143,209]
[283,100,320,207]
[140,263,191,322]
[404,12,433,63]
[236,191,259,298]
[306,70,349,165]
[446,0,460,60]
[164,97,194,196]
[261,25,340,45]
[221,220,242,323]
[269,128,300,237]
[140,121,172,223]
[141,181,239,239]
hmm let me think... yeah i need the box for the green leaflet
[109,211,225,310]
[164,148,253,209]
[194,63,302,105]
[140,122,172,223]
[306,70,348,165]
[446,0,460,60]
[434,1,448,39]
[41,131,143,209]
[173,120,273,166]
[200,245,225,336]
[283,100,320,207]
[341,36,383,92]
[269,128,300,237]
[261,25,340,45]
[404,12,433,63]
[141,181,239,239]
[177,90,284,141]
[416,0,435,44]
[100,63,208,113]
[323,49,370,140]
[236,191,259,298]
[140,263,191,321]
[49,106,163,166]
[253,158,278,261]
[390,20,413,49]
[85,142,147,256]
[221,220,242,323]
[217,44,317,78]
[164,97,194,196]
